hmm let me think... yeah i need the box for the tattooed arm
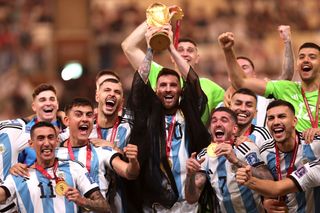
[66,188,110,213]
[233,159,274,180]
[185,152,206,203]
[278,25,294,80]
[185,172,207,204]
[137,47,153,83]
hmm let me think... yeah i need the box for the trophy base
[150,33,170,52]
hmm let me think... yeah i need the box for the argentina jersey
[252,96,272,128]
[259,132,320,213]
[249,125,273,149]
[0,119,27,212]
[56,143,120,198]
[0,119,27,181]
[289,158,320,191]
[90,115,132,150]
[2,159,99,213]
[198,141,265,213]
[165,111,189,201]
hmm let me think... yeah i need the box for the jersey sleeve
[100,146,121,170]
[264,80,294,99]
[289,160,320,192]
[236,142,264,167]
[1,175,16,199]
[197,148,209,172]
[70,161,99,198]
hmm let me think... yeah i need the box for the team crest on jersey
[245,153,259,165]
[0,144,5,153]
[85,172,95,184]
[294,166,306,178]
[301,158,309,165]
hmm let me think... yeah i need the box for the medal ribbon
[275,135,299,180]
[96,116,120,145]
[67,139,92,172]
[173,20,181,49]
[166,115,176,157]
[301,86,320,128]
[243,125,252,137]
[35,158,61,181]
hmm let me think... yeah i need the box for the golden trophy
[146,3,184,51]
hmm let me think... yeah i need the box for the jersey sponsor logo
[85,172,95,184]
[245,153,259,165]
[294,166,306,178]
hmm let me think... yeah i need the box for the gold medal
[55,180,68,196]
[207,143,217,158]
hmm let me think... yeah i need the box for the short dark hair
[95,70,120,82]
[178,38,197,47]
[267,100,295,114]
[232,88,257,102]
[299,42,320,51]
[32,83,56,99]
[156,68,180,85]
[98,78,121,89]
[236,56,255,70]
[64,97,94,115]
[30,121,56,139]
[211,107,238,124]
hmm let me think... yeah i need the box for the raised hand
[218,32,235,50]
[278,25,291,43]
[186,152,205,175]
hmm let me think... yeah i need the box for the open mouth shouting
[271,125,285,140]
[43,107,54,115]
[301,62,312,72]
[78,123,90,135]
[105,98,116,110]
[213,128,226,142]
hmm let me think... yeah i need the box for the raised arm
[218,32,267,96]
[165,25,190,79]
[278,25,294,80]
[111,144,140,180]
[236,166,298,197]
[121,22,148,70]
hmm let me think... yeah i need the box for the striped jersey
[198,141,265,213]
[55,143,119,197]
[248,124,273,149]
[89,113,133,150]
[165,112,189,202]
[289,158,320,192]
[1,159,99,213]
[0,119,26,181]
[259,132,320,213]
[252,96,272,128]
[0,119,27,212]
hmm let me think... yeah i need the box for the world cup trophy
[146,3,184,51]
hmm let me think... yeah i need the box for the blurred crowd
[0,0,320,119]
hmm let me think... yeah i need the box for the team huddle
[0,14,319,213]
